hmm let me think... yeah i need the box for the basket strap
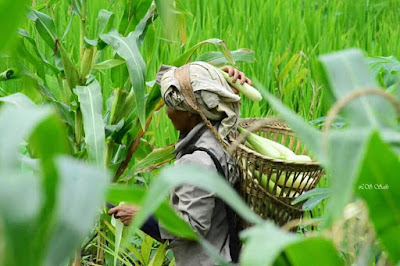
[174,64,230,151]
[181,145,241,262]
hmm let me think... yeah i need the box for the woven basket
[229,118,325,229]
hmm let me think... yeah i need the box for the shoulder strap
[181,145,241,263]
[184,145,225,177]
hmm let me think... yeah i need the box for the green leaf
[355,131,400,263]
[325,129,371,226]
[28,113,71,263]
[240,222,343,266]
[0,0,27,51]
[320,49,397,128]
[58,43,80,90]
[196,49,256,66]
[106,185,198,240]
[111,215,124,266]
[173,38,236,67]
[141,235,153,265]
[74,80,106,166]
[284,238,344,266]
[148,242,167,266]
[61,14,74,41]
[97,9,114,36]
[0,68,19,81]
[292,188,331,211]
[132,3,157,48]
[0,104,51,170]
[292,188,331,205]
[44,156,108,266]
[0,172,43,266]
[18,28,60,75]
[0,103,70,265]
[100,29,146,129]
[154,0,183,43]
[119,0,153,37]
[28,8,58,50]
[0,93,36,109]
[93,59,125,70]
[125,144,175,177]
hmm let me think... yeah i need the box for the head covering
[156,62,241,138]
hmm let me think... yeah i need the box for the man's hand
[221,66,253,85]
[108,204,140,226]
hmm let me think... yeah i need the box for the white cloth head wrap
[156,62,241,138]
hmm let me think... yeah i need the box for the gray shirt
[159,122,239,266]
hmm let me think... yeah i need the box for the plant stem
[80,0,87,58]
[105,141,114,168]
[75,108,83,150]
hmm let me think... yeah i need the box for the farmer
[109,62,252,265]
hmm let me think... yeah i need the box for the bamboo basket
[229,118,325,229]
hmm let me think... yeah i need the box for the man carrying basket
[109,62,252,265]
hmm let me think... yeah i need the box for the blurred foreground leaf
[355,131,400,263]
[44,157,108,266]
[0,0,28,51]
[240,222,343,266]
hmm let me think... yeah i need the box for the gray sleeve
[159,151,217,239]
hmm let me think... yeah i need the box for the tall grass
[1,0,399,148]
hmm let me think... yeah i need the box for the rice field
[2,0,400,146]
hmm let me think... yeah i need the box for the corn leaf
[0,104,51,170]
[141,235,153,265]
[119,0,153,37]
[154,0,181,42]
[148,242,167,266]
[196,48,256,66]
[173,38,236,67]
[44,156,108,266]
[0,68,18,81]
[0,172,42,265]
[18,29,59,75]
[93,59,125,70]
[97,9,114,36]
[58,43,80,90]
[0,0,27,51]
[28,8,58,51]
[100,29,146,129]
[320,49,397,128]
[355,131,400,263]
[74,80,106,166]
[111,216,124,266]
[0,103,70,265]
[240,222,343,266]
[125,144,175,177]
[0,93,36,109]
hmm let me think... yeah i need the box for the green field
[2,0,400,147]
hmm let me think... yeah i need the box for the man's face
[166,107,198,134]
